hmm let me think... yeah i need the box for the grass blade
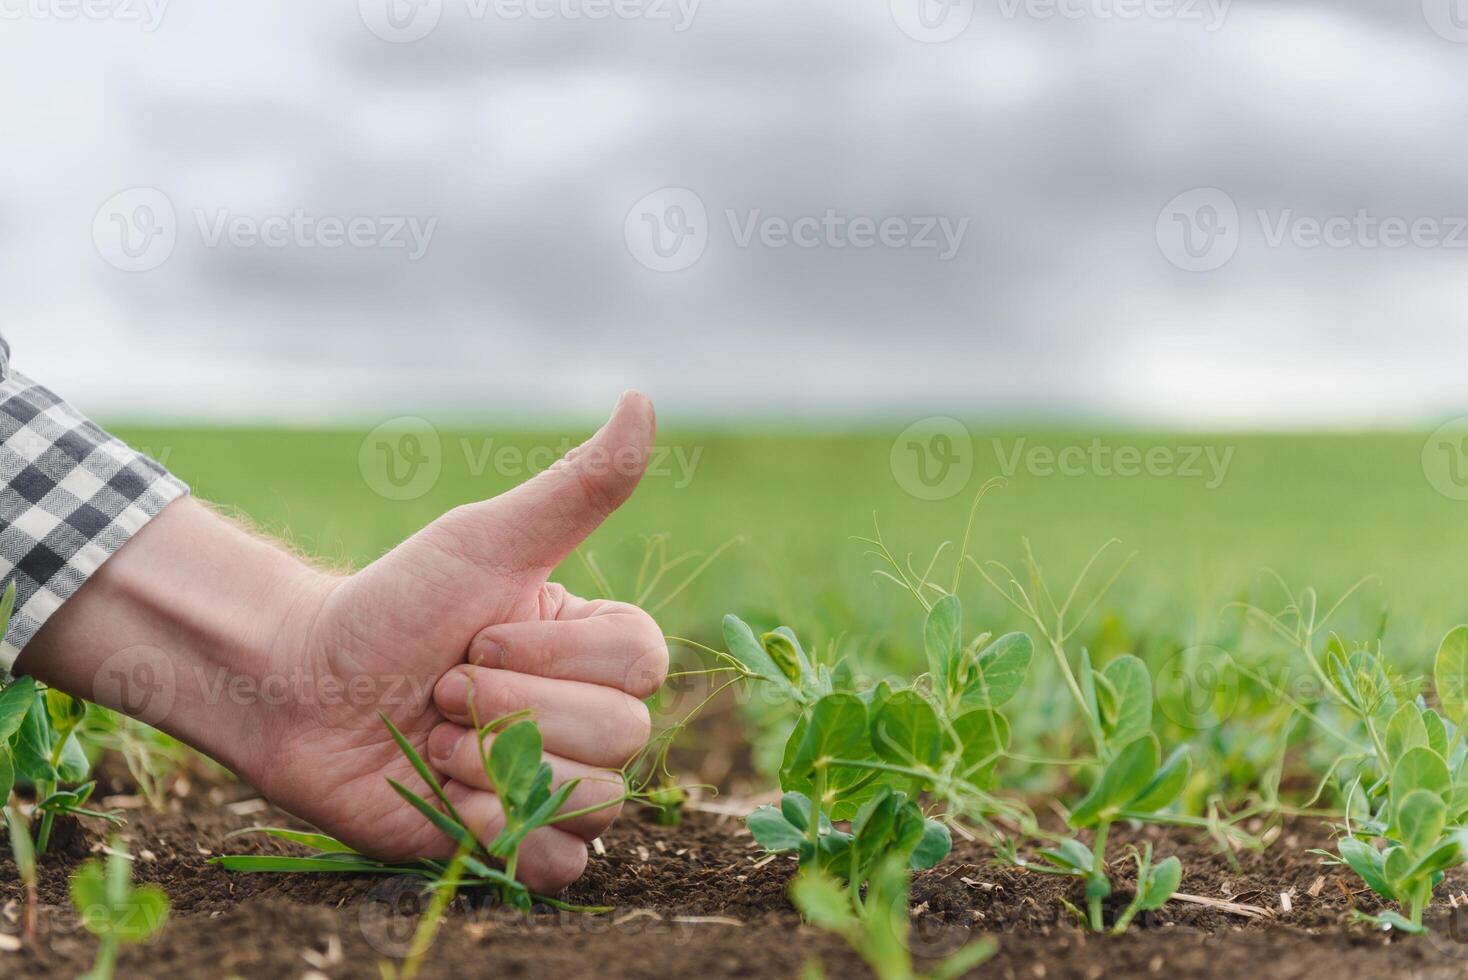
[224,826,353,852]
[389,779,478,851]
[381,713,470,830]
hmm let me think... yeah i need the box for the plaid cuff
[0,370,188,670]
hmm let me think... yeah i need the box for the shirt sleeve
[0,339,189,670]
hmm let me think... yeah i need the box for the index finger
[466,609,668,698]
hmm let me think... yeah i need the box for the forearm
[14,497,339,781]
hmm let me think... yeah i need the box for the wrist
[17,497,342,781]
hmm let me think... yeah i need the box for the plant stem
[809,768,828,854]
[85,935,118,980]
[1087,822,1111,933]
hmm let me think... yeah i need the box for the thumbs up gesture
[251,393,667,894]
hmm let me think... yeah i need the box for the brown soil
[3,765,1468,979]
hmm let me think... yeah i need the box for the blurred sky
[1,1,1466,428]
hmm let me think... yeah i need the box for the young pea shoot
[1303,625,1468,932]
[217,712,616,915]
[69,838,170,980]
[792,857,995,980]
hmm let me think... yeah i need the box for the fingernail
[435,668,473,715]
[429,725,464,764]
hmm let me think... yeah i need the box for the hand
[18,393,667,895]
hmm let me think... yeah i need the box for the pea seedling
[1299,625,1468,932]
[977,544,1190,932]
[69,838,170,980]
[792,856,996,980]
[218,712,617,913]
[730,593,1032,970]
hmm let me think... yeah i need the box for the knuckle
[612,697,653,761]
[469,629,512,670]
[622,613,669,698]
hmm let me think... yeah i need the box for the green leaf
[871,690,942,769]
[1100,655,1153,747]
[724,615,801,700]
[0,752,12,806]
[1422,708,1449,759]
[1361,909,1427,934]
[780,792,823,832]
[947,709,1010,787]
[748,805,807,852]
[69,859,109,934]
[924,595,962,700]
[1337,837,1393,900]
[1391,746,1450,820]
[1385,704,1429,759]
[12,694,55,783]
[1039,837,1094,875]
[1069,735,1159,829]
[1404,833,1466,881]
[489,721,543,810]
[381,713,468,830]
[1435,625,1468,726]
[910,818,951,870]
[223,826,353,852]
[0,677,36,743]
[211,854,420,873]
[1127,746,1191,814]
[45,688,86,735]
[1382,845,1411,892]
[789,871,857,932]
[388,779,477,850]
[111,885,169,943]
[783,694,874,813]
[957,632,1033,711]
[931,939,998,980]
[1137,855,1182,910]
[56,732,90,783]
[1395,789,1447,855]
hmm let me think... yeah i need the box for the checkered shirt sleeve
[0,337,189,669]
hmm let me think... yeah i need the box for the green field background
[107,426,1468,676]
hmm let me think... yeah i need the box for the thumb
[462,391,656,571]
